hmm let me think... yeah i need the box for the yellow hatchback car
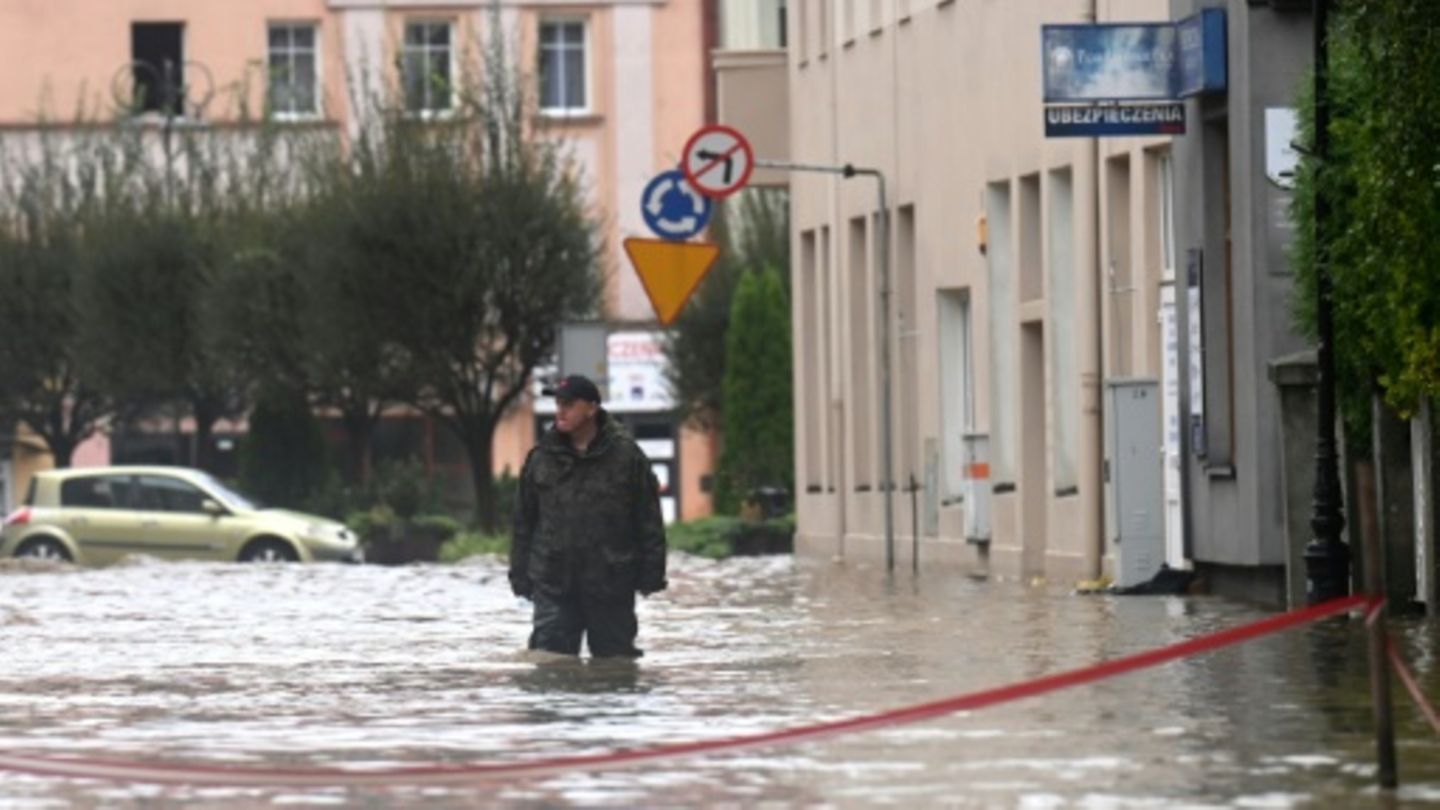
[0,466,362,565]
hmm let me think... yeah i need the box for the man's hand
[638,578,668,597]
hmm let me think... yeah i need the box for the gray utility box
[1104,379,1165,588]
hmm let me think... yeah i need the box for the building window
[131,22,184,116]
[539,20,587,113]
[817,0,829,58]
[268,23,319,117]
[797,0,808,63]
[801,229,822,492]
[849,215,873,488]
[1199,120,1235,467]
[1158,151,1176,282]
[402,20,453,114]
[897,205,919,482]
[938,289,974,503]
[1047,168,1079,493]
[778,0,788,47]
[986,181,1017,488]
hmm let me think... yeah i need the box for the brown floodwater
[0,552,1436,807]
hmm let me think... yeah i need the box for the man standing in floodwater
[510,374,668,658]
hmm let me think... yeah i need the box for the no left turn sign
[681,124,754,199]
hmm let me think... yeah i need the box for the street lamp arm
[752,157,897,573]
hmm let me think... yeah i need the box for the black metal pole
[910,474,919,575]
[1302,0,1351,605]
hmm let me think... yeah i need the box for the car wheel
[239,539,299,563]
[16,537,72,562]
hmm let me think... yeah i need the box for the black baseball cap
[542,374,602,403]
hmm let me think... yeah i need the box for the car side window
[59,475,134,509]
[137,476,207,514]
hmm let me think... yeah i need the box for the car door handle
[68,517,89,527]
[140,520,161,528]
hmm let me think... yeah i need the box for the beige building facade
[778,0,1178,582]
[0,0,714,520]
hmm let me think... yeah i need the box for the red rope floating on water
[0,594,1371,788]
[1389,638,1440,737]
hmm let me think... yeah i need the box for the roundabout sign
[640,169,712,242]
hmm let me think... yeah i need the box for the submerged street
[0,553,1436,808]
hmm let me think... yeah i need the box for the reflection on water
[0,553,1436,807]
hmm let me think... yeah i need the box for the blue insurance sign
[1042,23,1178,103]
[1177,9,1227,97]
[640,169,712,242]
[1044,103,1186,137]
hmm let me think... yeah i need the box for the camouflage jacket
[509,412,668,599]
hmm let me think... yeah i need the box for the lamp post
[754,158,895,572]
[1303,1,1399,789]
[1302,0,1350,604]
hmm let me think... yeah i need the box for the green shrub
[440,531,511,562]
[668,513,796,558]
[302,477,366,521]
[667,516,741,559]
[412,513,462,538]
[346,505,396,545]
[239,391,331,509]
[369,457,434,519]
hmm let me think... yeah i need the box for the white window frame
[538,17,591,116]
[267,21,322,121]
[401,18,457,118]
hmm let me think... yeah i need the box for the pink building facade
[0,0,715,521]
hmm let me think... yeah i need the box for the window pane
[268,72,293,113]
[269,25,290,49]
[295,81,316,113]
[540,23,560,46]
[427,51,451,109]
[403,51,427,110]
[427,22,449,46]
[293,25,315,49]
[564,47,585,108]
[132,22,184,115]
[139,476,206,513]
[563,22,583,46]
[405,23,426,45]
[540,49,562,108]
[294,56,317,112]
[61,477,112,508]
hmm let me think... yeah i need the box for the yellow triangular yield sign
[623,238,721,326]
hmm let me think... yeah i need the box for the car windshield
[194,473,259,511]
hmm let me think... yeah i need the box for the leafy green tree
[0,131,137,466]
[238,388,331,509]
[320,26,600,530]
[664,188,790,430]
[74,122,304,470]
[78,193,251,471]
[0,221,109,467]
[1292,0,1440,430]
[714,265,793,513]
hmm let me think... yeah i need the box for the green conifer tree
[714,266,793,514]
